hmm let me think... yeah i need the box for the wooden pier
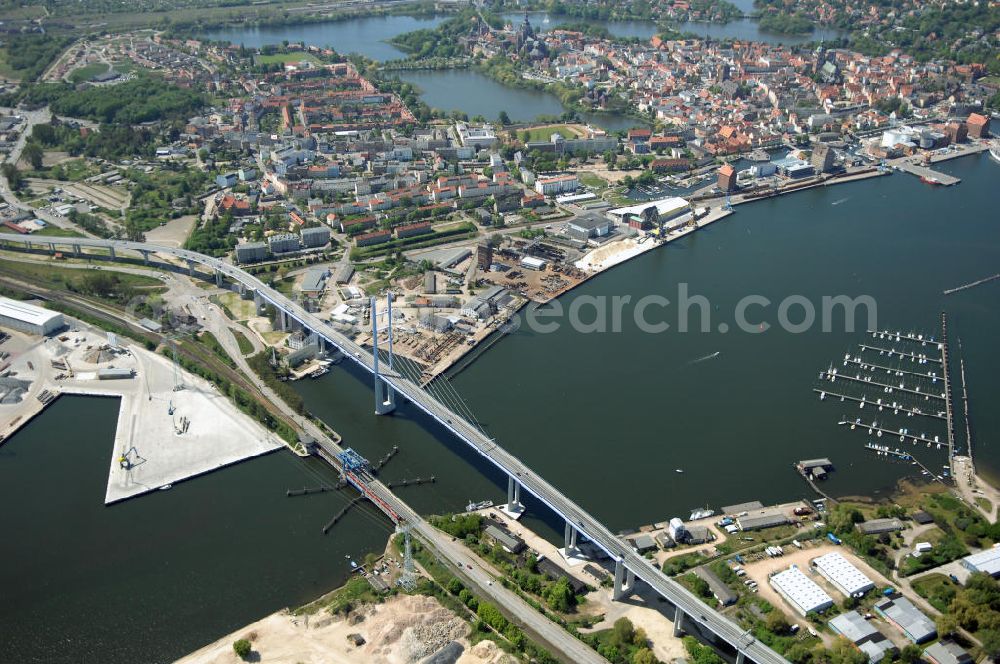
[940,312,956,467]
[843,358,940,381]
[837,418,945,445]
[820,370,946,401]
[958,339,973,462]
[866,330,940,346]
[859,344,941,364]
[863,443,912,460]
[817,388,945,420]
[943,273,1000,296]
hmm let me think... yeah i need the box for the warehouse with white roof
[770,565,833,616]
[0,296,65,336]
[961,546,1000,577]
[813,551,875,597]
[606,197,691,226]
[829,611,897,663]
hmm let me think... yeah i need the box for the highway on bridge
[0,233,786,664]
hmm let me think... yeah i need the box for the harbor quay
[0,309,282,504]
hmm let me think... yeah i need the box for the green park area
[254,52,321,66]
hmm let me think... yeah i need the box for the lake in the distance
[502,12,847,44]
[394,69,640,130]
[200,15,447,61]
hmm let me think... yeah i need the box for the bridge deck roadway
[0,234,785,664]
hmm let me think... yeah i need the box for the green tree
[498,110,510,125]
[23,143,43,170]
[545,576,575,612]
[233,639,252,660]
[827,638,867,664]
[446,577,464,595]
[935,612,959,637]
[899,645,922,663]
[764,610,789,634]
[2,163,24,191]
[632,647,658,664]
[980,630,1000,660]
[611,617,636,648]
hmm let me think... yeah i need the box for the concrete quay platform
[91,347,282,504]
[0,324,282,503]
[894,159,960,185]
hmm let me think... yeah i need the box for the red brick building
[718,163,737,192]
[967,113,990,139]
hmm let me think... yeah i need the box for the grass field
[215,292,257,321]
[0,257,163,292]
[68,62,110,84]
[519,124,580,142]
[254,52,321,66]
[233,329,255,355]
[911,573,958,613]
[32,226,86,238]
[579,172,608,190]
[27,157,100,182]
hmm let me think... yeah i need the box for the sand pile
[466,639,519,664]
[83,347,117,364]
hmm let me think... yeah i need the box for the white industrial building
[0,296,65,336]
[606,196,691,226]
[813,552,875,597]
[961,545,1000,577]
[520,256,547,271]
[770,565,833,616]
[829,611,897,664]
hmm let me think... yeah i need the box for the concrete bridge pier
[72,244,81,258]
[736,651,746,664]
[214,270,223,287]
[673,605,685,637]
[48,242,55,254]
[25,240,31,250]
[185,259,196,276]
[370,296,396,415]
[562,521,579,557]
[108,246,115,260]
[613,558,636,600]
[253,290,265,315]
[278,310,289,331]
[140,250,150,265]
[501,475,524,519]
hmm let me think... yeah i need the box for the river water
[0,396,392,663]
[2,157,997,661]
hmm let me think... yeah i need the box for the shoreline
[430,159,939,381]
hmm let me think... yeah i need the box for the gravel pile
[361,595,468,663]
[396,613,467,662]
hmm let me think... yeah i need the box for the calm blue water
[200,15,447,61]
[502,12,847,44]
[396,69,639,130]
